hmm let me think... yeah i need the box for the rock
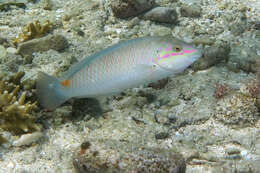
[155,132,169,139]
[227,46,260,73]
[142,7,178,23]
[111,0,155,19]
[191,43,231,71]
[6,47,17,54]
[255,21,260,30]
[73,145,186,173]
[13,132,43,147]
[0,45,7,61]
[17,34,68,63]
[181,4,201,18]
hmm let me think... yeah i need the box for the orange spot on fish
[61,79,70,87]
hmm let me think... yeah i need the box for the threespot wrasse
[36,35,201,110]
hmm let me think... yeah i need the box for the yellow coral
[12,20,51,46]
[0,75,40,135]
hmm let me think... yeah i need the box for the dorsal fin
[60,37,150,80]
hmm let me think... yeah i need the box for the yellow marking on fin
[61,79,70,87]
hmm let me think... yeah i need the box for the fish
[36,35,201,110]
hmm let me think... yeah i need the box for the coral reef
[0,72,40,138]
[12,20,52,46]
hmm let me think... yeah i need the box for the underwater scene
[0,0,260,172]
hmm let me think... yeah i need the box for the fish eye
[173,45,182,52]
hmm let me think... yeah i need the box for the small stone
[181,4,201,18]
[226,148,241,155]
[13,132,43,147]
[168,114,177,123]
[155,132,169,139]
[142,7,178,23]
[6,47,17,54]
[42,0,52,10]
[111,0,155,19]
[255,21,260,30]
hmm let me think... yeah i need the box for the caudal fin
[36,72,69,110]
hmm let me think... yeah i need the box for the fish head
[154,37,202,73]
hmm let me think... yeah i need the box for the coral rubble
[214,88,259,127]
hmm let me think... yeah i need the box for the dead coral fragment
[12,20,52,46]
[0,80,39,135]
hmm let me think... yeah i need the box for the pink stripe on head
[158,49,196,61]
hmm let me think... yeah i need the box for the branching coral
[12,20,52,46]
[0,72,40,144]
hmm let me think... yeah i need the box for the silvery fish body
[37,36,201,109]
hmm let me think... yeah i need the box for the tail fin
[36,72,69,110]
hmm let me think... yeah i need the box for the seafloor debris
[73,141,186,173]
[192,42,231,71]
[17,34,68,63]
[0,72,40,143]
[142,7,178,24]
[111,0,155,19]
[180,4,202,18]
[12,131,43,147]
[213,83,231,99]
[214,89,259,127]
[0,1,26,11]
[12,20,52,46]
